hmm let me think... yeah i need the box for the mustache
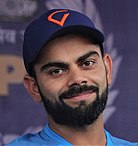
[59,84,99,100]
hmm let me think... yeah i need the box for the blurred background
[0,0,138,145]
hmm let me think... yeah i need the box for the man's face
[33,34,112,128]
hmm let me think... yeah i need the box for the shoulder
[5,132,56,146]
[107,131,138,146]
[5,133,44,146]
[111,136,138,146]
[5,124,72,146]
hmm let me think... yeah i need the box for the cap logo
[47,10,69,26]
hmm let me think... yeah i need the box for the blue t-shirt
[6,124,138,146]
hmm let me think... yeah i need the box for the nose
[67,67,88,87]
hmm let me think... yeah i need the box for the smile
[64,91,95,102]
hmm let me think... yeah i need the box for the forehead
[35,34,101,64]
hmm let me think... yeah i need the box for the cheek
[37,78,65,102]
[88,67,107,93]
[97,72,108,95]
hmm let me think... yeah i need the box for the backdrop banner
[0,0,138,145]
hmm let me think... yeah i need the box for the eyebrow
[76,51,100,63]
[40,61,69,72]
[40,51,99,72]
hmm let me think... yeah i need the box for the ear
[23,74,42,103]
[103,54,113,85]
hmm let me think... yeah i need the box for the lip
[65,91,95,102]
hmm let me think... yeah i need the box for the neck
[48,114,106,146]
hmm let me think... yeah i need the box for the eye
[82,60,95,67]
[49,68,66,76]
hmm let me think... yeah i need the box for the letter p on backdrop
[0,55,25,96]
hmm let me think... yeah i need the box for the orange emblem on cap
[47,10,69,26]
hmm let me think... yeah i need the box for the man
[6,9,138,146]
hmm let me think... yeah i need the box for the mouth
[64,91,95,102]
[59,85,98,104]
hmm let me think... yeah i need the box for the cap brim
[48,25,104,45]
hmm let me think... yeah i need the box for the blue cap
[23,9,104,75]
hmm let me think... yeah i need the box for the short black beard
[39,84,108,129]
